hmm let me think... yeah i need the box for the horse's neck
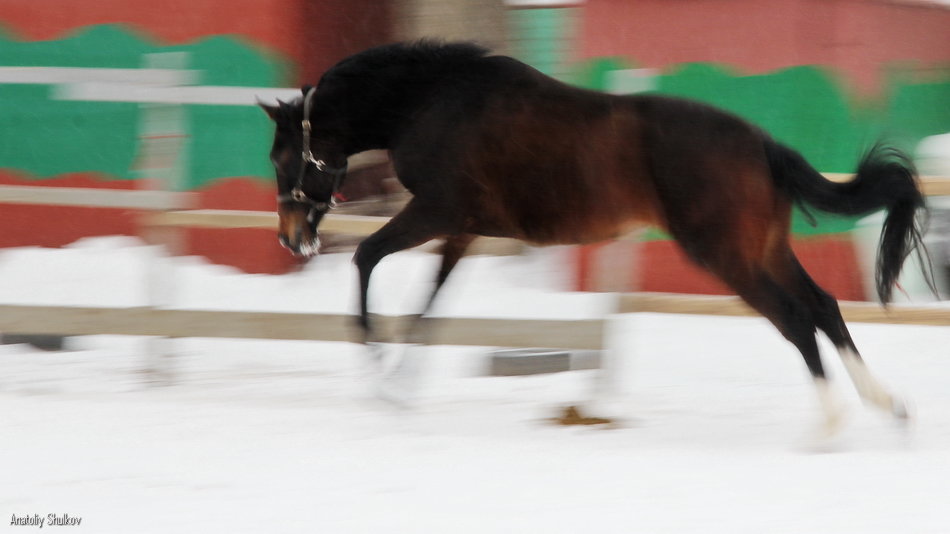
[344,84,434,154]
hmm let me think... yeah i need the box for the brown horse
[260,41,933,430]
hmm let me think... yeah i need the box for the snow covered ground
[1,238,949,533]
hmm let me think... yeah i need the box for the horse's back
[395,56,780,246]
[408,58,663,243]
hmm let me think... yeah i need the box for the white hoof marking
[839,348,907,419]
[814,378,847,438]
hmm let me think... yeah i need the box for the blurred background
[0,0,948,299]
[1,6,949,529]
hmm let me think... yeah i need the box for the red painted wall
[576,238,866,300]
[0,0,393,83]
[0,173,140,249]
[578,0,950,93]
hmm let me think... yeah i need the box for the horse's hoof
[819,411,846,439]
[374,368,419,410]
[890,396,913,424]
[357,343,386,376]
[373,380,415,410]
[799,411,849,453]
[549,405,614,427]
[892,399,908,419]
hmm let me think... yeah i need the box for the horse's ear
[257,97,280,121]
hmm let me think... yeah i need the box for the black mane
[317,40,491,90]
[308,41,493,153]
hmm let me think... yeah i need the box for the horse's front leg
[352,200,452,345]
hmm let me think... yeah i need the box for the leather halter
[276,86,347,212]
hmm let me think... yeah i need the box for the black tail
[765,140,935,303]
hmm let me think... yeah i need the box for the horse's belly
[564,216,652,244]
[507,214,654,246]
[471,179,663,245]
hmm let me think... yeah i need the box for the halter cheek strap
[282,86,347,211]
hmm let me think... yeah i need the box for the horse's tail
[764,139,935,303]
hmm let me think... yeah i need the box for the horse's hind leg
[404,233,476,344]
[688,239,846,434]
[732,271,847,434]
[785,260,909,419]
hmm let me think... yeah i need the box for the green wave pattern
[0,25,289,189]
[572,57,950,235]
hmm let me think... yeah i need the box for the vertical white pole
[137,52,190,384]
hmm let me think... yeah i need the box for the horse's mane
[317,40,492,90]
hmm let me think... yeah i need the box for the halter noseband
[278,86,347,212]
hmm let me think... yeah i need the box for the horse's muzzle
[278,230,321,257]
[277,206,321,257]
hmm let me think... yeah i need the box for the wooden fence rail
[0,305,607,350]
[824,173,950,196]
[2,175,947,211]
[0,186,195,210]
[622,293,950,326]
[0,295,946,354]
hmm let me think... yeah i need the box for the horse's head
[260,87,348,257]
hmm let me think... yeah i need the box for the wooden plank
[0,66,196,85]
[823,173,950,196]
[0,305,354,341]
[921,179,950,197]
[146,209,276,229]
[0,305,603,349]
[424,317,605,350]
[144,210,389,233]
[1,176,944,213]
[56,83,301,106]
[144,210,526,255]
[838,302,950,326]
[145,210,384,233]
[0,186,196,210]
[619,292,950,326]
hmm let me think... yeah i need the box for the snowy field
[1,237,949,533]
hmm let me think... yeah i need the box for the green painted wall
[569,57,950,236]
[0,25,288,189]
[508,8,579,80]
